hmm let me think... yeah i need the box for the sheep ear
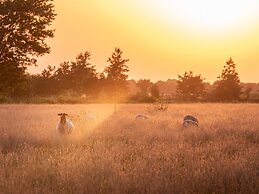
[58,113,62,116]
[64,113,68,116]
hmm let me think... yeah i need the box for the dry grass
[0,104,258,194]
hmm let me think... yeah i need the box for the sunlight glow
[146,0,259,33]
[29,0,259,83]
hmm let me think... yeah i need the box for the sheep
[183,115,199,128]
[57,113,74,135]
[84,114,97,122]
[76,110,97,123]
[135,114,148,120]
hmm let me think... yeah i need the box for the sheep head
[58,113,68,124]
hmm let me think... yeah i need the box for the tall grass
[0,104,258,194]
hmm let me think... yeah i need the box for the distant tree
[0,0,56,96]
[0,62,27,97]
[243,87,252,101]
[54,62,70,80]
[136,79,152,96]
[70,51,97,95]
[150,84,160,99]
[213,58,242,102]
[95,72,109,100]
[53,61,71,93]
[34,52,99,96]
[135,79,160,102]
[42,65,56,78]
[177,71,205,101]
[104,47,129,100]
[33,65,57,95]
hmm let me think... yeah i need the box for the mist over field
[0,104,258,194]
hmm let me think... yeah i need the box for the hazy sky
[28,0,259,83]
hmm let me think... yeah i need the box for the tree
[177,71,205,101]
[135,79,160,102]
[0,0,56,96]
[150,84,160,99]
[34,51,99,96]
[243,87,252,102]
[52,62,71,93]
[136,79,152,96]
[104,47,129,99]
[42,65,56,78]
[214,58,242,101]
[33,65,57,95]
[70,51,97,95]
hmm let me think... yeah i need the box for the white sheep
[183,115,199,128]
[77,110,97,123]
[57,113,74,135]
[84,114,97,122]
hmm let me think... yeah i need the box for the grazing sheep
[84,114,97,122]
[135,114,148,120]
[77,110,97,122]
[183,115,199,128]
[57,113,74,135]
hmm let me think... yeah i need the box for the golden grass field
[0,104,258,194]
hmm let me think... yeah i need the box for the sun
[145,0,259,33]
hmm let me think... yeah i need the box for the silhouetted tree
[150,84,160,99]
[213,58,242,102]
[34,52,99,96]
[243,87,252,102]
[54,62,70,79]
[177,71,205,101]
[53,62,71,93]
[135,79,160,102]
[33,65,57,95]
[104,48,129,100]
[136,79,152,96]
[69,52,97,95]
[0,62,27,97]
[94,72,108,100]
[0,0,56,96]
[42,65,56,78]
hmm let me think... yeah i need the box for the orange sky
[28,0,259,83]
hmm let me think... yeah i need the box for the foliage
[177,71,205,101]
[104,47,129,99]
[136,79,152,96]
[213,58,242,102]
[33,51,98,96]
[0,62,27,97]
[33,65,57,95]
[135,79,160,102]
[150,84,160,99]
[240,87,252,102]
[0,0,56,96]
[69,52,97,95]
[53,61,71,92]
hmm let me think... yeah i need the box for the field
[0,104,259,194]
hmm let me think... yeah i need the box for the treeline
[1,48,258,103]
[31,55,256,103]
[30,48,131,102]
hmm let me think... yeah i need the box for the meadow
[0,104,258,194]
